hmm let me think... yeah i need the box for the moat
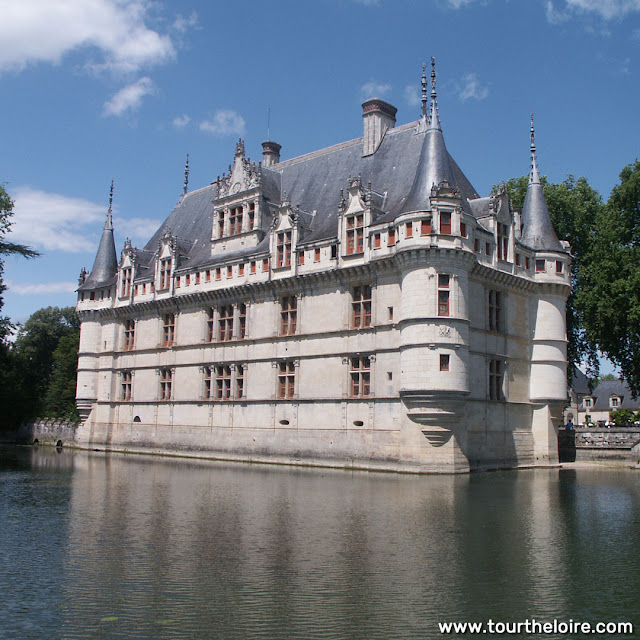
[1,445,639,639]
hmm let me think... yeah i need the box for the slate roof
[135,118,482,273]
[584,380,640,412]
[79,213,118,291]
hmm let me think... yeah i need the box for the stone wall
[558,427,640,464]
[17,419,78,446]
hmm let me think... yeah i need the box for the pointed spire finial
[428,56,441,131]
[530,113,540,185]
[105,179,114,230]
[421,62,428,119]
[183,154,190,196]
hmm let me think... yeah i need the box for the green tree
[44,332,80,420]
[609,409,634,427]
[578,160,640,396]
[500,174,603,383]
[12,306,79,419]
[0,184,39,432]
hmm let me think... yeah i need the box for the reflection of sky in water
[1,447,639,640]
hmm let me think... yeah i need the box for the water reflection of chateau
[75,61,569,473]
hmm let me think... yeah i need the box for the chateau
[75,62,570,473]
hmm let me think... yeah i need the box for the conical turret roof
[520,117,563,252]
[80,182,118,289]
[397,58,457,215]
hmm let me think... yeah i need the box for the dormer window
[346,213,364,255]
[277,231,292,267]
[121,268,132,297]
[497,223,509,261]
[421,217,432,235]
[439,212,452,235]
[610,396,620,408]
[159,258,171,290]
[584,397,592,409]
[248,202,255,230]
[229,206,242,235]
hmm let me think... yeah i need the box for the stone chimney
[262,140,282,167]
[362,98,397,156]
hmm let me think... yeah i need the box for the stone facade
[75,64,570,473]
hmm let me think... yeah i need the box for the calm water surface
[1,445,639,639]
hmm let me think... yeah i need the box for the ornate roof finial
[428,56,441,131]
[530,113,540,185]
[183,154,190,196]
[421,62,428,119]
[106,178,114,230]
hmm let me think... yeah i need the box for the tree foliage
[500,174,603,383]
[577,160,640,396]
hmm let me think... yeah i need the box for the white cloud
[360,81,391,100]
[10,187,106,253]
[456,73,489,101]
[172,11,199,34]
[0,0,177,75]
[404,84,421,107]
[173,114,191,128]
[200,110,246,136]
[6,280,78,296]
[103,77,154,116]
[547,0,640,21]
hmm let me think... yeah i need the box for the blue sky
[1,0,639,338]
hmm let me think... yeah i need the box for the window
[134,285,139,296]
[248,202,255,230]
[584,397,592,408]
[352,285,372,329]
[388,228,396,246]
[440,212,451,235]
[216,365,232,400]
[124,319,135,351]
[556,260,563,274]
[474,238,479,252]
[405,222,413,238]
[488,290,502,332]
[227,265,233,278]
[218,305,233,342]
[314,248,321,262]
[205,270,211,282]
[460,222,467,238]
[121,371,132,401]
[536,259,546,273]
[346,214,364,254]
[250,261,257,274]
[610,396,620,408]
[217,211,225,237]
[207,308,215,342]
[421,218,432,235]
[277,231,292,266]
[159,258,171,290]
[281,296,297,335]
[515,253,521,267]
[88,291,95,301]
[239,263,245,276]
[160,368,172,401]
[238,304,247,340]
[121,268,132,297]
[374,233,381,249]
[229,206,242,235]
[163,313,175,347]
[236,365,244,399]
[438,274,450,317]
[350,356,371,398]
[525,257,530,270]
[388,306,394,322]
[485,242,491,257]
[175,276,181,288]
[298,251,305,265]
[195,272,200,285]
[440,354,450,372]
[263,258,269,272]
[204,366,213,400]
[489,359,504,401]
[497,223,509,261]
[216,268,221,280]
[278,361,295,399]
[186,274,191,286]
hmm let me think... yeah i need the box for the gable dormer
[270,195,314,271]
[429,179,464,237]
[156,230,177,293]
[118,240,136,300]
[339,177,381,259]
[211,139,270,255]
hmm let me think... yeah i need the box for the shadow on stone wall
[16,419,78,446]
[558,427,640,464]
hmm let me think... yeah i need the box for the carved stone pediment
[215,138,261,201]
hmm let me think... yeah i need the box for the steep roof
[79,208,118,290]
[520,117,563,252]
[586,380,640,411]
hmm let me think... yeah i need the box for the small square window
[440,354,450,371]
[406,222,413,238]
[536,259,546,273]
[374,233,381,249]
[556,260,563,274]
[314,248,321,262]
